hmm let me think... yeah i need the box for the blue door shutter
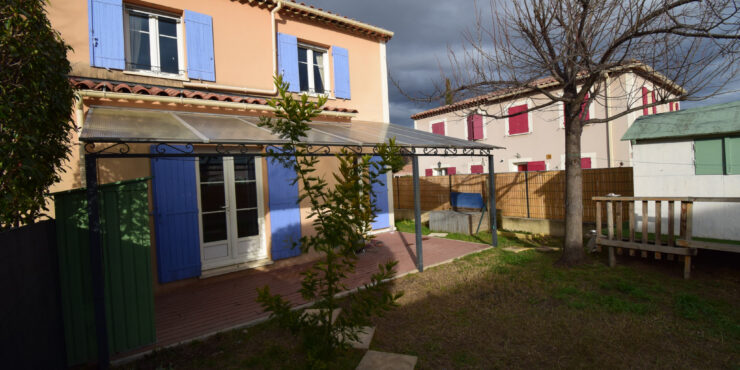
[150,146,201,283]
[332,46,351,99]
[277,33,300,92]
[267,154,302,260]
[88,0,125,69]
[184,10,216,81]
[371,156,390,230]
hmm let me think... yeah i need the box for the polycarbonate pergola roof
[80,106,503,150]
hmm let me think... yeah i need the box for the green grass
[125,221,740,369]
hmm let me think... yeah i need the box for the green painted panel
[55,178,155,366]
[724,136,740,175]
[695,138,724,175]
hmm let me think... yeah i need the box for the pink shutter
[581,157,592,169]
[471,165,484,174]
[467,115,474,140]
[425,169,433,176]
[642,87,649,115]
[431,122,445,135]
[473,114,484,139]
[581,93,590,120]
[675,102,680,111]
[447,167,456,175]
[517,164,528,172]
[508,104,529,135]
[669,102,674,112]
[651,91,657,114]
[527,161,546,171]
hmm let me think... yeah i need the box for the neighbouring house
[622,100,740,241]
[411,63,684,175]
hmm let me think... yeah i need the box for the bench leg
[683,256,691,279]
[608,246,616,267]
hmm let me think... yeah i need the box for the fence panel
[393,167,633,222]
[55,178,155,365]
[0,220,67,369]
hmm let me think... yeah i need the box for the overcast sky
[304,0,740,127]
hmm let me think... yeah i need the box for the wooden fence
[393,167,633,222]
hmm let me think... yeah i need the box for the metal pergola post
[488,154,498,247]
[84,154,110,369]
[412,155,423,272]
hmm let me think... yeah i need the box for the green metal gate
[55,178,155,365]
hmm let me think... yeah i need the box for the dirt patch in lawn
[370,247,740,369]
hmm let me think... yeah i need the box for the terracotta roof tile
[69,77,358,114]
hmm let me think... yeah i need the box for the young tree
[256,76,404,366]
[427,0,740,265]
[0,0,75,229]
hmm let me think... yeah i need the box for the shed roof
[621,100,740,141]
[80,106,503,150]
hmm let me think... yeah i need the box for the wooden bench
[593,196,740,279]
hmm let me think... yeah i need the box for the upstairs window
[124,8,184,76]
[431,121,445,135]
[507,104,530,135]
[298,45,330,95]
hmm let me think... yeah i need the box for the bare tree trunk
[558,114,586,266]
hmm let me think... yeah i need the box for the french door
[197,156,266,270]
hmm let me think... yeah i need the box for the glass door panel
[233,157,259,239]
[199,157,230,262]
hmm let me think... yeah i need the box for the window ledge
[506,131,533,137]
[122,70,190,82]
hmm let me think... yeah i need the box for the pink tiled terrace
[132,232,489,356]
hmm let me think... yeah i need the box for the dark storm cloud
[303,0,483,126]
[302,0,740,125]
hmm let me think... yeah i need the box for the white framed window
[123,7,185,77]
[298,44,331,96]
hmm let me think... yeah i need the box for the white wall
[632,140,740,241]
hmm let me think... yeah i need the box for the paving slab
[535,246,560,252]
[338,326,375,349]
[302,308,341,325]
[502,247,532,253]
[356,350,417,370]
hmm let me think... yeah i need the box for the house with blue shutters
[46,0,397,290]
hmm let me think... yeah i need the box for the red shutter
[431,122,445,135]
[581,93,590,120]
[527,161,546,171]
[669,102,674,112]
[581,157,592,169]
[508,104,529,135]
[470,165,484,174]
[425,169,433,176]
[675,102,680,111]
[447,167,456,175]
[651,90,657,114]
[517,164,528,172]
[473,114,483,139]
[467,115,474,140]
[642,87,649,115]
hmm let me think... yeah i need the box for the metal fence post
[412,155,423,271]
[524,170,531,218]
[84,154,109,369]
[488,155,498,247]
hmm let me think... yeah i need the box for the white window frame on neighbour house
[297,43,331,97]
[123,7,185,78]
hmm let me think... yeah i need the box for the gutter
[183,0,283,95]
[76,90,357,118]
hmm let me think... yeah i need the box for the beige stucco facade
[412,72,680,175]
[45,0,394,290]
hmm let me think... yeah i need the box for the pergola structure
[79,106,503,365]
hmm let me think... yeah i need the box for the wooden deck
[150,232,489,350]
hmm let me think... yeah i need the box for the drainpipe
[75,92,88,187]
[76,90,357,118]
[182,0,283,95]
[603,72,613,168]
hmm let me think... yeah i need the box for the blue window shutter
[277,33,300,93]
[184,10,216,81]
[267,153,301,260]
[371,156,390,229]
[332,46,351,99]
[150,146,201,283]
[88,0,125,69]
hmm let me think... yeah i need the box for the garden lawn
[122,222,740,369]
